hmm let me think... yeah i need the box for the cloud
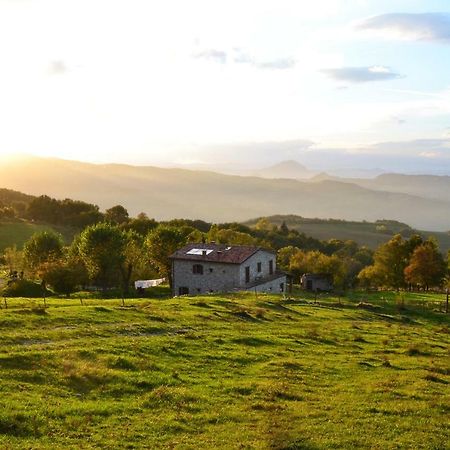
[322,66,402,83]
[419,151,441,158]
[193,47,296,69]
[370,138,450,153]
[48,60,68,75]
[356,13,450,43]
[253,58,296,70]
[192,49,227,64]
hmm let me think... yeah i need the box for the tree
[254,217,274,232]
[357,265,383,290]
[288,249,308,281]
[279,221,289,235]
[207,225,259,246]
[144,225,188,288]
[105,205,129,225]
[356,234,424,290]
[23,231,63,273]
[404,239,446,290]
[40,260,87,297]
[77,223,127,291]
[120,231,151,295]
[277,246,301,272]
[122,213,158,236]
[3,246,23,274]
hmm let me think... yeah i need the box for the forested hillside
[1,156,449,230]
[245,215,450,253]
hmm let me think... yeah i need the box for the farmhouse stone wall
[238,250,276,286]
[172,259,240,296]
[245,275,287,293]
[172,249,280,296]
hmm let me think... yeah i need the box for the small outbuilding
[170,243,287,296]
[300,273,333,292]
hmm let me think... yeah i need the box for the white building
[170,243,287,296]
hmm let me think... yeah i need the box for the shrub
[2,279,51,298]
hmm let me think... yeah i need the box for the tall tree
[77,223,127,291]
[144,225,188,288]
[120,230,149,295]
[404,239,446,290]
[23,231,63,273]
[105,205,129,225]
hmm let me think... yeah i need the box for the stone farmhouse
[170,243,287,296]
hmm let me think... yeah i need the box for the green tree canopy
[77,223,127,290]
[105,205,129,225]
[144,225,188,287]
[23,231,63,272]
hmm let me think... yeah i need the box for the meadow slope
[0,291,448,449]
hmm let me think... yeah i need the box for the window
[209,268,213,273]
[257,262,262,272]
[193,264,204,274]
[179,287,189,295]
[269,260,273,275]
[245,266,250,283]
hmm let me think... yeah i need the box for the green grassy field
[245,215,450,253]
[0,290,449,449]
[0,221,76,252]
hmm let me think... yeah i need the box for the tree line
[1,203,449,297]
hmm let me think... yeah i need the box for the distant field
[0,221,76,252]
[245,215,450,253]
[0,290,448,449]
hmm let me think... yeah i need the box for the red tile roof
[170,243,275,265]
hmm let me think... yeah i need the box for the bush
[2,279,51,298]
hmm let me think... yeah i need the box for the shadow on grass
[0,412,43,437]
[278,439,322,450]
[0,353,44,370]
[232,336,274,347]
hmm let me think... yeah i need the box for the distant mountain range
[252,160,315,179]
[0,155,449,231]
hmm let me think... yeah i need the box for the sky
[0,0,450,173]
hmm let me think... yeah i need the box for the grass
[0,290,448,449]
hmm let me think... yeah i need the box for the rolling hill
[244,215,450,253]
[0,220,76,252]
[0,155,449,231]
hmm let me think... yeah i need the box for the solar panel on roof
[186,249,213,255]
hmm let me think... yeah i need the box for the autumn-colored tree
[404,239,446,290]
[356,234,423,290]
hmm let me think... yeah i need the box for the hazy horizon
[0,0,449,174]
